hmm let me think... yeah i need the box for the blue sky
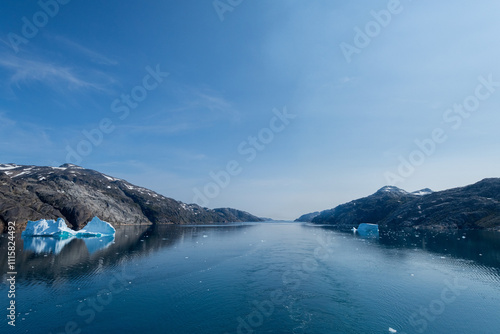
[1,0,500,220]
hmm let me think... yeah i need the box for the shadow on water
[0,223,254,283]
[378,229,500,269]
[313,224,500,269]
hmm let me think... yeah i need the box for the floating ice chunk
[22,217,116,254]
[389,328,397,333]
[22,218,75,237]
[80,217,116,236]
[355,223,379,237]
[22,217,115,237]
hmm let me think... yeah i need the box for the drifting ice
[22,217,115,237]
[22,218,75,237]
[80,216,116,236]
[354,223,379,237]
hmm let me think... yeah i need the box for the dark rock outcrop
[307,179,500,230]
[0,163,264,232]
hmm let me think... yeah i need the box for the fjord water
[1,223,500,334]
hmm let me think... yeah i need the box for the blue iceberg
[81,216,116,236]
[22,217,115,237]
[22,218,76,238]
[354,223,379,237]
[22,217,116,254]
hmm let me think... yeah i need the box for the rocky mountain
[212,208,266,222]
[0,163,264,232]
[294,211,320,223]
[300,179,500,230]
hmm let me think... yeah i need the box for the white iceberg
[22,217,116,254]
[22,218,76,237]
[22,217,115,237]
[81,216,116,236]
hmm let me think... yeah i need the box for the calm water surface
[1,222,499,334]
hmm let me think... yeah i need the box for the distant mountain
[212,208,267,223]
[295,211,320,222]
[302,179,500,230]
[0,163,264,232]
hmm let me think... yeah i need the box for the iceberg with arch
[22,217,116,237]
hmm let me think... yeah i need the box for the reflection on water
[2,223,499,283]
[1,222,499,334]
[0,223,255,283]
[22,236,74,255]
[379,228,500,269]
[22,235,115,255]
[315,224,500,269]
[355,230,379,239]
[83,235,115,254]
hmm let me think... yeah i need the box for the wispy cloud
[0,111,17,127]
[0,111,56,160]
[137,86,242,135]
[0,53,116,93]
[195,92,233,113]
[163,86,241,122]
[117,122,204,135]
[51,35,118,66]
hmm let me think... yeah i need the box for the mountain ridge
[0,163,264,232]
[297,179,500,230]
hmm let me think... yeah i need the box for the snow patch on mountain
[0,163,21,170]
[180,203,195,212]
[378,186,408,194]
[412,188,433,196]
[103,175,120,182]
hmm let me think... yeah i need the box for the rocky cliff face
[0,163,264,232]
[305,180,500,230]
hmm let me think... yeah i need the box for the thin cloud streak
[0,53,115,92]
[157,85,241,122]
[51,35,118,66]
[116,122,204,135]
